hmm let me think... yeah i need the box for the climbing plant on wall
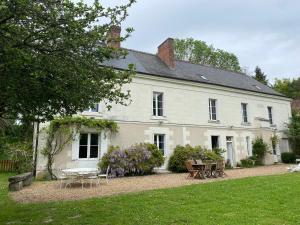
[42,116,118,179]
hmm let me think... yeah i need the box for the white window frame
[154,134,165,156]
[241,103,248,123]
[153,92,164,117]
[78,133,100,160]
[267,106,273,125]
[84,103,100,113]
[209,99,217,121]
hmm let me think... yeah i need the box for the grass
[1,173,300,225]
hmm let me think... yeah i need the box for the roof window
[200,75,208,80]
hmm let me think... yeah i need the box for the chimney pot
[108,25,121,49]
[157,38,175,69]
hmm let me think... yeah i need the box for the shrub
[252,137,268,164]
[240,157,256,168]
[168,145,223,173]
[168,145,204,173]
[99,143,164,177]
[281,152,296,164]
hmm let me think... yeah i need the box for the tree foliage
[0,120,33,172]
[0,0,136,122]
[286,111,300,155]
[253,66,268,85]
[174,38,241,72]
[273,78,300,99]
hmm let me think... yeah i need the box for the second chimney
[108,25,121,49]
[157,38,175,69]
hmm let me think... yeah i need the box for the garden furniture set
[185,159,226,179]
[57,167,110,189]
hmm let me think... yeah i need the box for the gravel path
[11,164,289,203]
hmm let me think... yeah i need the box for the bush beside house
[168,145,223,173]
[281,152,296,164]
[252,137,269,165]
[99,143,164,177]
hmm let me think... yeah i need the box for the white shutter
[100,132,108,158]
[72,132,80,160]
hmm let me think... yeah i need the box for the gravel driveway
[11,164,289,203]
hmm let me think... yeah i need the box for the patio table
[192,162,217,179]
[62,168,100,188]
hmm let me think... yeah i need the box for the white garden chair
[57,169,69,189]
[98,166,110,184]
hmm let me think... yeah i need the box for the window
[211,136,219,149]
[154,134,165,155]
[79,133,99,159]
[246,136,252,156]
[241,103,248,123]
[200,75,207,80]
[267,106,273,124]
[209,99,217,121]
[84,103,99,112]
[153,92,163,117]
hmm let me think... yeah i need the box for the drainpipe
[33,121,40,178]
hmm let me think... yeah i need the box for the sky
[99,0,299,82]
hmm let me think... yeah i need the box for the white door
[226,136,235,166]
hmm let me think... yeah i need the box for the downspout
[33,121,40,177]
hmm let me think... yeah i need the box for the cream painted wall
[36,74,292,176]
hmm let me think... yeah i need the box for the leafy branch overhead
[174,38,241,72]
[0,0,136,122]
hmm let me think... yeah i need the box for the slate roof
[104,49,285,97]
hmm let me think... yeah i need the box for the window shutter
[72,132,80,160]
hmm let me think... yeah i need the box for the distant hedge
[281,152,296,164]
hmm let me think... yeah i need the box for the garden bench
[8,172,33,191]
[296,159,300,164]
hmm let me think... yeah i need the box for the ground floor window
[79,133,100,159]
[211,136,219,149]
[154,134,165,156]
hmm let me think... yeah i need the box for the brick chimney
[157,38,175,69]
[108,25,121,49]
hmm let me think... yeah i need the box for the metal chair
[98,166,110,184]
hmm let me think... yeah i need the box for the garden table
[62,168,99,188]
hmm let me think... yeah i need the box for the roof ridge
[124,48,248,77]
[175,58,248,76]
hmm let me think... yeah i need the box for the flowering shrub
[99,143,164,177]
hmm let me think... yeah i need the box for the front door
[226,136,235,167]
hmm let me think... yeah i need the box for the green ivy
[42,116,118,179]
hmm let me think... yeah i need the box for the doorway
[226,136,235,167]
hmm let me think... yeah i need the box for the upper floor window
[209,99,217,121]
[79,133,99,159]
[84,103,99,113]
[268,106,273,124]
[154,134,165,156]
[153,92,163,117]
[241,103,248,123]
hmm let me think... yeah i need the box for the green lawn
[1,173,300,225]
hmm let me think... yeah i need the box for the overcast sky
[100,0,299,82]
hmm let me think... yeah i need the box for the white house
[35,28,292,176]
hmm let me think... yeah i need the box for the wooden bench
[296,159,300,164]
[8,172,33,192]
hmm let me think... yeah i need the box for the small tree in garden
[286,111,300,155]
[42,117,118,179]
[252,137,269,164]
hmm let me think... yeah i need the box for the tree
[273,78,300,99]
[174,38,241,72]
[0,0,136,123]
[286,111,300,155]
[253,66,268,85]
